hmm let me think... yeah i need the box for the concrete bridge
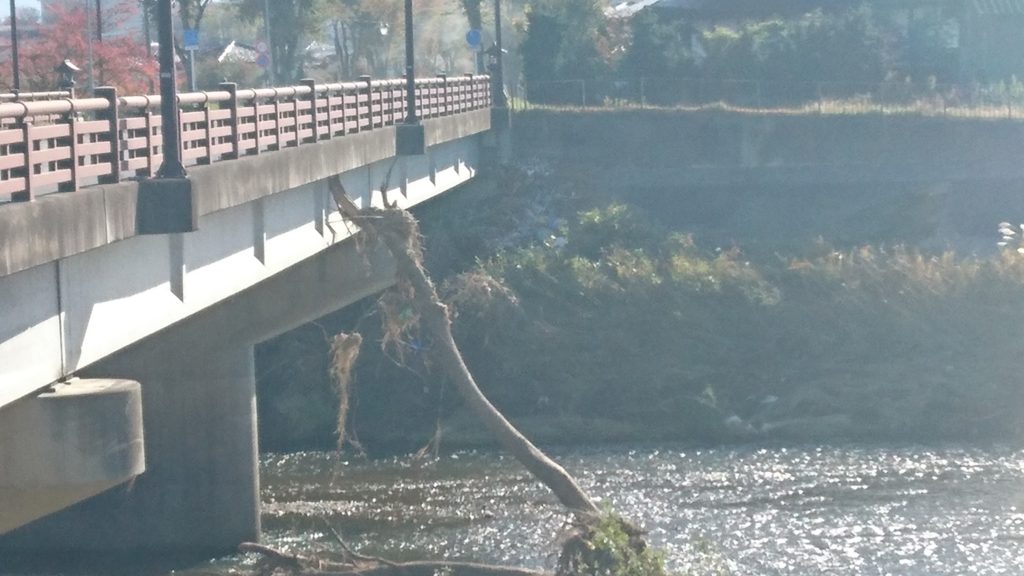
[5,75,1024,557]
[0,75,496,553]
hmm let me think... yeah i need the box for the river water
[169,443,1024,576]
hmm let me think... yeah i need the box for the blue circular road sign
[466,29,482,48]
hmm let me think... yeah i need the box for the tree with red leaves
[1,1,156,94]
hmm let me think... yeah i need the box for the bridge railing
[0,74,491,202]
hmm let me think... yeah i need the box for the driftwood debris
[242,540,549,576]
[328,177,600,519]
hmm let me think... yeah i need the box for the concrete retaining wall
[513,109,1024,182]
[511,109,1024,253]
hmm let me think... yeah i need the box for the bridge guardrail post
[95,87,121,184]
[359,75,372,132]
[300,78,319,143]
[11,119,34,201]
[360,74,376,130]
[439,73,448,116]
[57,100,81,193]
[219,82,239,159]
[343,83,355,136]
[251,91,263,155]
[140,104,156,176]
[270,88,283,150]
[200,95,214,165]
[323,84,337,138]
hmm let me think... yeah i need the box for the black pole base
[137,177,198,235]
[396,123,425,156]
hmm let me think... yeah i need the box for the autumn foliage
[1,1,156,94]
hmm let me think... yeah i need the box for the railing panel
[77,142,113,156]
[210,143,234,157]
[0,155,23,170]
[180,111,206,123]
[76,120,111,134]
[33,170,72,187]
[78,163,113,179]
[0,177,26,194]
[208,126,233,139]
[0,129,23,146]
[123,158,150,172]
[182,148,207,161]
[32,124,71,139]
[121,117,150,130]
[208,109,232,122]
[33,147,71,164]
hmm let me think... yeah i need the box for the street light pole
[155,0,184,179]
[395,0,423,155]
[85,0,95,93]
[263,0,272,84]
[492,0,506,107]
[8,0,19,92]
[137,0,196,235]
[403,0,416,124]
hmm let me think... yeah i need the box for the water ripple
[212,444,1024,575]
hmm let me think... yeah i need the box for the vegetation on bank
[256,164,1024,454]
[522,2,1024,114]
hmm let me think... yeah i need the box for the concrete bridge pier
[1,339,260,554]
[0,379,145,536]
[1,234,399,554]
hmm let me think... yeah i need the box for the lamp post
[85,0,95,93]
[136,0,196,235]
[263,0,272,84]
[8,0,19,92]
[492,0,506,108]
[395,0,424,155]
[156,0,183,179]
[403,0,416,125]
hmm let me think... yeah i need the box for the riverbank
[255,162,1024,455]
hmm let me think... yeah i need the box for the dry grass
[328,332,363,450]
[515,96,1024,120]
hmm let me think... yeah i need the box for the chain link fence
[519,78,1024,119]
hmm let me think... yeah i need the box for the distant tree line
[521,2,981,104]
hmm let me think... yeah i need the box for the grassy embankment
[256,164,1024,453]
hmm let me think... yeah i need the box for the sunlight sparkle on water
[186,445,1024,575]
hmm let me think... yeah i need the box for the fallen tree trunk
[317,180,663,576]
[329,178,600,518]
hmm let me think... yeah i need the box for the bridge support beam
[0,341,259,554]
